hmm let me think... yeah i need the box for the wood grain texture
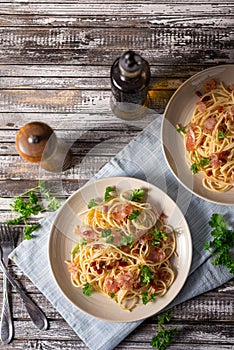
[0,1,234,349]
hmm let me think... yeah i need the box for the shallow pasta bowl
[161,65,234,206]
[48,176,192,322]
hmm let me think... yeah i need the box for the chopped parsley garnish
[199,157,210,167]
[140,265,154,286]
[80,238,87,246]
[191,162,199,174]
[142,291,156,305]
[191,157,210,174]
[151,312,177,349]
[82,283,92,296]
[129,189,144,202]
[104,186,116,201]
[106,235,114,244]
[128,209,141,221]
[101,228,112,237]
[71,243,80,255]
[218,130,227,139]
[121,234,134,246]
[151,227,167,245]
[101,229,114,244]
[176,126,186,134]
[88,198,97,209]
[204,213,234,274]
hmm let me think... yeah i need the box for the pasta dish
[66,186,177,311]
[177,79,234,192]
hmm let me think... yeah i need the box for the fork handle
[0,274,13,344]
[0,260,48,331]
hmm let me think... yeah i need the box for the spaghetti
[178,80,234,192]
[66,187,177,311]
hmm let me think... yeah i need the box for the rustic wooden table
[0,1,233,349]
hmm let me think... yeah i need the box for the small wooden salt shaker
[15,122,72,172]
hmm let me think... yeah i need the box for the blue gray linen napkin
[10,115,233,350]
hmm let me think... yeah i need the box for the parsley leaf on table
[3,182,60,240]
[204,213,234,274]
[151,312,177,350]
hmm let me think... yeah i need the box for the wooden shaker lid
[16,122,55,163]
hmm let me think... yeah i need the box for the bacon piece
[209,153,221,168]
[111,203,134,223]
[201,95,211,102]
[67,262,78,274]
[227,84,234,92]
[156,268,171,282]
[209,151,229,168]
[203,79,217,92]
[104,277,120,293]
[216,105,223,113]
[225,105,234,122]
[120,245,131,254]
[186,125,196,151]
[74,226,97,239]
[219,151,230,162]
[203,117,217,132]
[116,270,138,290]
[147,246,166,263]
[195,90,202,98]
[104,270,138,293]
[196,101,207,113]
[117,260,128,267]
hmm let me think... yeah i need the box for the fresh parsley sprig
[191,157,210,174]
[104,186,117,201]
[128,209,141,221]
[151,227,167,246]
[82,282,92,296]
[218,130,227,139]
[204,213,234,274]
[151,312,177,350]
[121,233,134,246]
[129,189,145,202]
[4,181,60,240]
[87,198,97,209]
[140,265,154,286]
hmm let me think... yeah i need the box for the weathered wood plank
[1,339,233,350]
[2,284,233,321]
[0,2,233,16]
[0,318,232,345]
[0,64,220,78]
[0,76,184,90]
[0,27,232,65]
[0,15,232,29]
[0,89,173,114]
[0,113,155,133]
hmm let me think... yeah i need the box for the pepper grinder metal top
[110,50,151,119]
[15,122,72,172]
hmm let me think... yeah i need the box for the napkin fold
[10,115,233,350]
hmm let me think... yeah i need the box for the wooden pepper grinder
[15,122,72,172]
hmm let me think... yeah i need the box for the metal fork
[0,224,48,337]
[0,224,14,344]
